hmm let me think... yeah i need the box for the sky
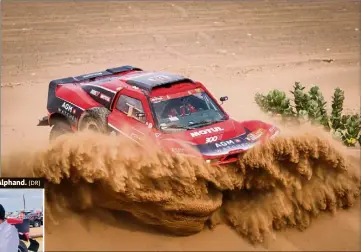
[0,189,43,212]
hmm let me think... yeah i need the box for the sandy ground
[1,0,360,251]
[30,227,43,238]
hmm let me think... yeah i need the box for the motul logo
[190,127,224,137]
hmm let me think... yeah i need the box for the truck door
[107,90,153,144]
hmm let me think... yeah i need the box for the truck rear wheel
[78,107,110,134]
[49,120,72,142]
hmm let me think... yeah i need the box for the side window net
[116,95,146,123]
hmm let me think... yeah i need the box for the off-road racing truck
[38,65,280,165]
[25,211,43,228]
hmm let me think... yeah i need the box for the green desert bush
[255,83,361,147]
[255,89,294,116]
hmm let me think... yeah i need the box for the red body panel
[56,84,101,110]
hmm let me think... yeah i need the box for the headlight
[206,158,220,164]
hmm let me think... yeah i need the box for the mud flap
[37,116,49,126]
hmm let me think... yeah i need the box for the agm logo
[215,140,235,148]
[61,102,73,112]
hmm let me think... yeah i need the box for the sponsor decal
[89,89,111,102]
[61,102,73,113]
[90,89,100,96]
[100,93,111,102]
[246,128,265,142]
[206,136,218,143]
[150,96,164,102]
[215,140,235,148]
[206,133,223,143]
[190,127,224,137]
[57,107,76,121]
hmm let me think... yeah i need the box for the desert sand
[1,0,360,251]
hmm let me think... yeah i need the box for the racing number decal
[206,136,218,143]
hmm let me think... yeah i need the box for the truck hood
[157,119,279,157]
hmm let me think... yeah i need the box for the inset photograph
[0,189,44,252]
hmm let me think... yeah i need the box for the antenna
[23,193,26,211]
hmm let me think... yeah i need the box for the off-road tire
[78,107,110,133]
[18,241,28,252]
[33,220,40,227]
[49,120,72,142]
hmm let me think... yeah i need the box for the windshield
[150,88,227,131]
[24,212,32,218]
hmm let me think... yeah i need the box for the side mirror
[220,96,228,105]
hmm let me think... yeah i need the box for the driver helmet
[168,97,197,117]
